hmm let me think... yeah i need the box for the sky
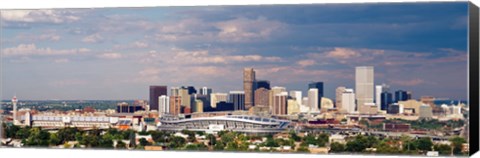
[0,2,469,100]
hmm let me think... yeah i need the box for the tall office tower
[308,82,324,110]
[171,87,180,96]
[381,91,393,111]
[308,88,319,112]
[243,68,256,110]
[335,87,346,110]
[169,96,181,115]
[229,91,245,111]
[210,93,228,108]
[273,92,288,115]
[394,90,408,103]
[12,96,18,124]
[406,91,413,100]
[199,87,212,96]
[287,99,300,115]
[149,86,167,111]
[355,66,374,113]
[195,99,204,113]
[179,88,191,108]
[302,97,309,107]
[375,85,382,110]
[289,91,302,107]
[269,86,287,111]
[158,95,170,115]
[254,88,270,107]
[255,80,271,90]
[341,89,356,113]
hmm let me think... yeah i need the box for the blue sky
[0,2,469,100]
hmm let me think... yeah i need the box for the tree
[206,134,216,146]
[434,144,452,155]
[220,132,235,143]
[49,133,61,146]
[346,135,368,152]
[128,130,136,148]
[139,138,150,147]
[168,136,186,149]
[413,137,433,152]
[449,136,466,155]
[289,131,301,142]
[225,141,238,151]
[116,140,127,149]
[99,137,114,148]
[151,131,167,143]
[330,142,345,153]
[214,140,225,150]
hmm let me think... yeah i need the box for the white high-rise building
[308,88,319,112]
[171,87,180,96]
[375,83,389,111]
[375,85,382,111]
[356,66,374,112]
[341,89,356,113]
[12,96,18,125]
[158,95,170,115]
[289,91,302,106]
[210,93,228,108]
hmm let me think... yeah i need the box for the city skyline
[1,3,469,100]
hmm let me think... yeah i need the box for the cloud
[296,59,316,67]
[54,58,70,63]
[1,10,80,24]
[389,79,425,86]
[2,44,90,57]
[133,41,149,48]
[81,33,104,43]
[97,53,123,59]
[15,32,61,42]
[215,17,286,42]
[171,49,283,64]
[325,47,361,59]
[49,79,87,88]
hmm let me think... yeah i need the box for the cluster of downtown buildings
[3,66,467,134]
[149,66,449,118]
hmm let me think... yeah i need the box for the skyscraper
[335,87,346,110]
[12,96,18,124]
[169,96,181,115]
[158,95,170,115]
[395,90,408,103]
[195,99,204,113]
[289,91,302,107]
[341,89,356,113]
[254,88,270,107]
[381,91,393,111]
[406,91,413,100]
[375,84,389,111]
[308,82,324,110]
[229,91,245,111]
[149,86,167,111]
[210,93,228,108]
[171,87,180,96]
[269,86,286,111]
[199,87,212,96]
[243,68,256,110]
[179,88,191,108]
[273,92,288,115]
[308,88,319,112]
[355,66,374,112]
